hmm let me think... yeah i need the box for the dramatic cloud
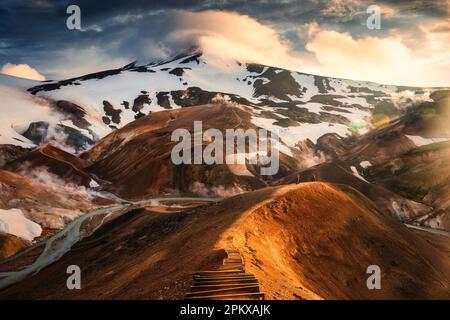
[304,24,414,84]
[0,63,45,81]
[165,10,449,86]
[303,23,449,86]
[1,1,448,85]
[168,10,303,69]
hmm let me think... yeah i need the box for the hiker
[296,173,301,184]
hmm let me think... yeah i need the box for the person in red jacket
[296,173,301,184]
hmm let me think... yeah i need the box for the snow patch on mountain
[0,51,441,155]
[0,78,61,148]
[360,161,372,169]
[0,208,42,241]
[351,166,368,182]
[251,116,350,145]
[405,135,450,147]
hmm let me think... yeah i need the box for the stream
[0,196,218,290]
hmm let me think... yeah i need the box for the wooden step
[194,269,246,274]
[222,260,242,264]
[215,269,244,273]
[216,266,244,271]
[194,270,252,276]
[194,279,258,285]
[194,277,257,283]
[191,283,260,292]
[194,274,255,280]
[186,285,260,298]
[194,272,254,278]
[217,265,243,269]
[193,273,256,281]
[223,258,242,262]
[216,262,242,266]
[186,244,264,300]
[186,292,265,300]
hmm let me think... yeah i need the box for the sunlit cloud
[0,63,46,81]
[168,10,303,69]
[303,23,418,85]
[162,10,450,86]
[5,4,447,87]
[303,22,450,86]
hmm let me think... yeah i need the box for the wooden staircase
[186,246,264,300]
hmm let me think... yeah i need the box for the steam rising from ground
[29,122,92,155]
[36,124,77,154]
[16,163,93,199]
[391,90,432,110]
[296,141,328,168]
[190,181,244,198]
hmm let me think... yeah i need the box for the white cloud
[169,10,304,69]
[164,10,450,87]
[304,23,416,84]
[303,23,450,86]
[32,10,450,86]
[1,63,46,81]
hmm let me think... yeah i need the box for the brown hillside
[5,144,93,188]
[82,104,300,200]
[274,162,431,221]
[1,183,448,299]
[0,233,30,260]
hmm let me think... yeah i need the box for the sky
[0,0,449,86]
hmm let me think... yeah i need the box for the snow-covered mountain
[1,51,450,296]
[0,74,102,151]
[2,50,450,232]
[1,50,444,153]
